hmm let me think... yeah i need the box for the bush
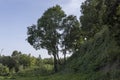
[0,64,9,76]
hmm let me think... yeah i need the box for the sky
[0,0,85,58]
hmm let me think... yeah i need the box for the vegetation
[0,0,120,80]
[0,64,9,76]
[27,5,66,72]
[27,5,81,72]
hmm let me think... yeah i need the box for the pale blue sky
[0,0,85,58]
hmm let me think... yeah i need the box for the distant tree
[12,50,21,57]
[19,54,31,68]
[0,56,16,71]
[27,5,66,72]
[12,51,23,72]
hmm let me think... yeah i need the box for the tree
[80,0,104,39]
[11,50,22,72]
[27,5,66,72]
[103,0,120,46]
[12,50,21,57]
[61,15,80,63]
[0,56,16,71]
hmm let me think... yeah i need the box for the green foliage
[0,64,9,76]
[0,51,43,74]
[1,33,120,80]
[0,56,16,70]
[19,54,31,68]
[12,50,21,57]
[13,64,53,78]
[63,27,120,80]
[27,5,66,72]
[27,5,66,52]
[99,0,120,45]
[7,0,119,80]
[42,58,54,65]
[61,15,81,53]
[80,0,103,39]
[27,4,83,72]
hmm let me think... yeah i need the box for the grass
[0,72,85,80]
[0,70,83,80]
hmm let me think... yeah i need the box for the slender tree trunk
[63,50,66,64]
[53,54,58,72]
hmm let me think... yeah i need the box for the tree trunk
[53,54,58,72]
[63,50,66,64]
[56,53,61,64]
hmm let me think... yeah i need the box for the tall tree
[27,5,66,72]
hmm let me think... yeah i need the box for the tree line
[0,50,54,76]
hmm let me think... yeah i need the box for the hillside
[64,27,120,80]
